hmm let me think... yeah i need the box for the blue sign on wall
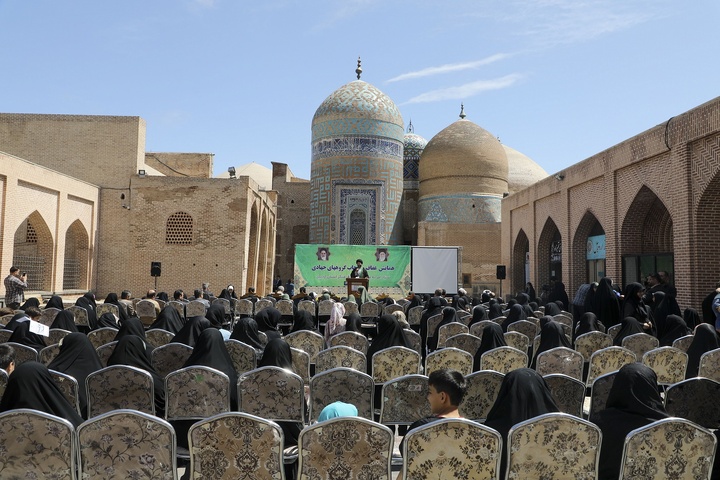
[586,235,606,260]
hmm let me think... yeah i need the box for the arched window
[166,212,193,245]
[349,209,367,245]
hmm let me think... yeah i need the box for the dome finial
[356,57,362,80]
[407,119,414,133]
[459,103,466,119]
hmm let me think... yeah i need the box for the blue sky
[2,0,718,180]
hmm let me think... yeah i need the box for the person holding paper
[7,307,47,351]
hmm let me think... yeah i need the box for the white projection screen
[411,247,459,294]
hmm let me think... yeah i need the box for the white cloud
[403,74,523,104]
[386,53,511,83]
[495,0,665,47]
[193,0,216,7]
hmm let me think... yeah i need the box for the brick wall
[0,114,144,188]
[502,96,720,311]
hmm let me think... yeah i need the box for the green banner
[294,244,411,292]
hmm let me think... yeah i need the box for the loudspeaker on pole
[496,265,506,280]
[150,262,162,277]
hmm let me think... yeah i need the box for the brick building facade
[501,96,720,310]
[0,114,276,299]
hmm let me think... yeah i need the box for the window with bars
[166,212,193,245]
[26,221,37,243]
[349,210,366,245]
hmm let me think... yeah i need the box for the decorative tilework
[310,80,405,245]
[419,194,502,223]
[313,119,404,143]
[313,137,402,161]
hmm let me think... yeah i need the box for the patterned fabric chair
[574,331,613,362]
[586,346,636,386]
[507,320,538,342]
[95,341,117,367]
[504,331,530,354]
[407,305,423,327]
[135,299,158,327]
[309,367,374,421]
[0,329,13,343]
[87,327,120,350]
[156,299,167,310]
[96,303,119,319]
[329,330,369,355]
[212,298,232,318]
[165,366,231,421]
[606,323,622,339]
[425,314,443,348]
[588,370,618,421]
[360,301,381,320]
[492,316,507,326]
[317,300,335,325]
[403,418,502,480]
[383,303,404,316]
[238,366,305,423]
[371,346,421,384]
[619,418,717,479]
[535,346,584,381]
[404,330,422,356]
[276,299,295,325]
[343,301,359,317]
[78,409,177,479]
[298,300,317,321]
[672,334,694,353]
[469,320,496,338]
[507,413,601,479]
[460,370,504,421]
[425,347,473,376]
[552,314,573,328]
[642,346,688,386]
[49,369,81,415]
[234,298,254,318]
[167,301,186,319]
[185,300,207,318]
[622,332,660,359]
[456,310,472,326]
[151,342,194,379]
[436,322,468,348]
[5,342,38,365]
[480,346,528,374]
[188,412,284,479]
[291,347,311,383]
[39,344,60,366]
[445,333,483,356]
[315,346,366,374]
[543,373,585,417]
[284,330,324,363]
[255,298,274,314]
[396,298,410,309]
[145,329,174,349]
[224,339,257,374]
[698,348,720,382]
[66,305,89,329]
[298,417,393,480]
[39,307,61,327]
[379,374,431,425]
[48,328,72,345]
[665,377,720,429]
[86,365,155,418]
[0,409,75,479]
[0,368,7,398]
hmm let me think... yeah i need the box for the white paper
[29,319,50,337]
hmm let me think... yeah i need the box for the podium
[347,277,369,298]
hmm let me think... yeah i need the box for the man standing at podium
[350,259,369,279]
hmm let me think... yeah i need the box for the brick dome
[419,118,508,199]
